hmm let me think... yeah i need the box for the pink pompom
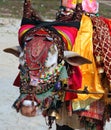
[82,0,99,14]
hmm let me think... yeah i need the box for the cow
[4,0,111,130]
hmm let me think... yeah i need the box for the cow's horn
[3,46,22,57]
[64,51,92,66]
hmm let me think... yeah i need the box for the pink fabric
[18,24,35,37]
[18,24,35,46]
[54,26,78,48]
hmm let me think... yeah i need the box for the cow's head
[4,38,91,114]
[4,45,91,64]
[4,30,91,90]
[5,44,91,118]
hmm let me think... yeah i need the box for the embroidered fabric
[91,16,111,89]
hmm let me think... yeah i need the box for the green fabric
[59,66,68,80]
[36,87,54,100]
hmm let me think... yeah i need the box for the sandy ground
[0,17,111,130]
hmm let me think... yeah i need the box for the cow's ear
[3,46,21,57]
[64,51,92,66]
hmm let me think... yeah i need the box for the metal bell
[55,111,61,120]
[46,110,61,129]
[48,110,60,119]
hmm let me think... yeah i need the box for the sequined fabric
[23,0,42,21]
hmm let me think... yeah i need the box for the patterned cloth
[91,16,111,89]
[77,100,105,130]
[23,0,42,21]
[79,100,105,121]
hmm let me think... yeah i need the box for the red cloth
[78,100,105,121]
[64,66,82,101]
[13,73,20,87]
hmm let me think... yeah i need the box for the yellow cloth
[72,14,104,110]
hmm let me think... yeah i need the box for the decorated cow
[4,0,111,130]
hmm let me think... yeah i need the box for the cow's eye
[25,36,33,42]
[44,37,53,41]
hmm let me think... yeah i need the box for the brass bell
[48,110,60,119]
[46,110,61,129]
[55,111,61,120]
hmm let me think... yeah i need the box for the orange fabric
[72,14,104,110]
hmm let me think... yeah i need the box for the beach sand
[0,17,110,130]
